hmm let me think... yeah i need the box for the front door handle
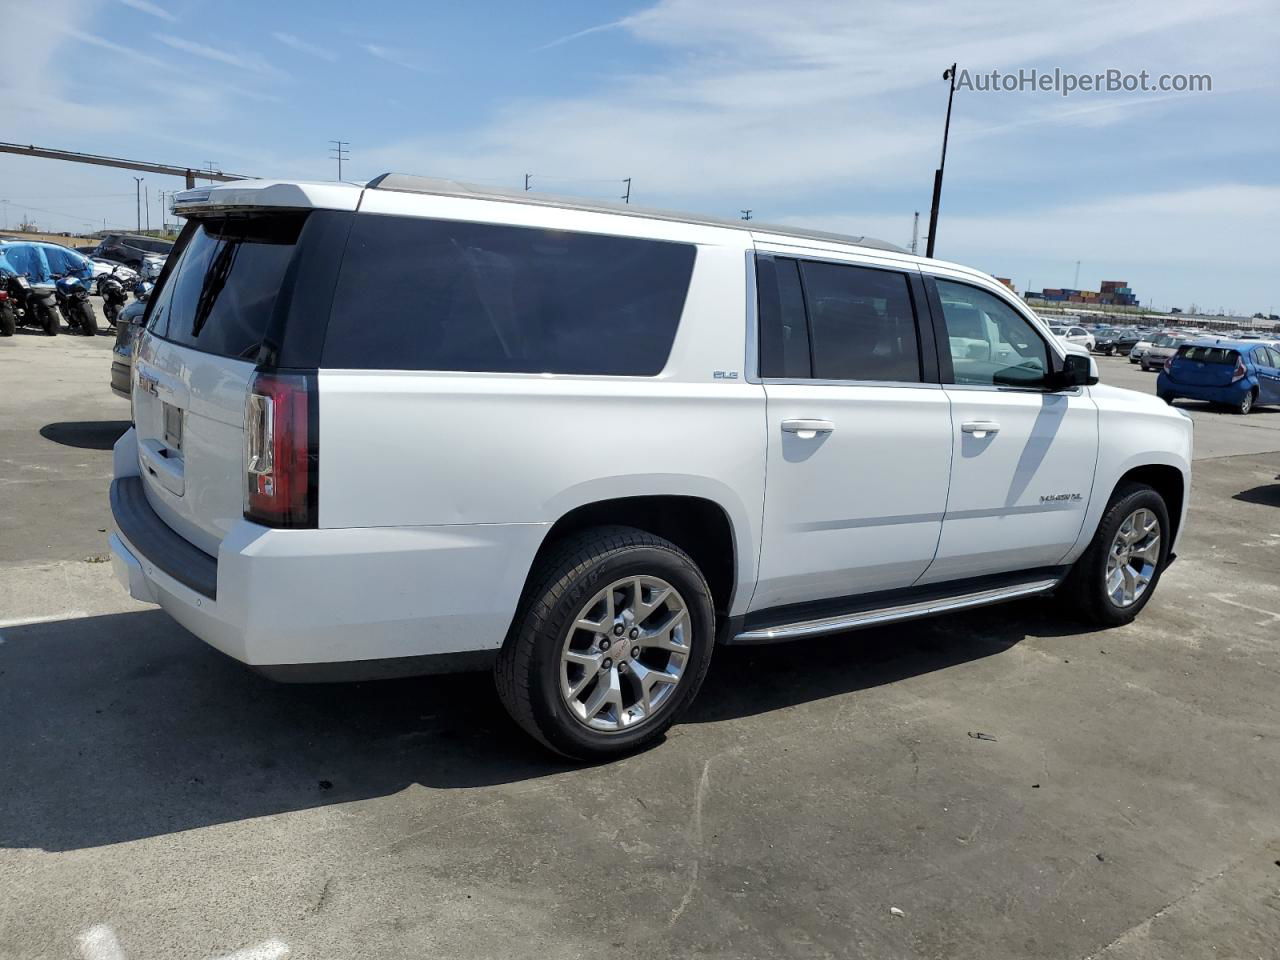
[961,420,1001,438]
[781,419,834,439]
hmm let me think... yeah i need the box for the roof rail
[365,173,907,254]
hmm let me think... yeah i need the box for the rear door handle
[781,419,834,438]
[961,420,1001,438]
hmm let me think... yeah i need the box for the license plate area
[162,402,183,452]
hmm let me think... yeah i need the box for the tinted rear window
[321,215,695,375]
[1178,345,1238,364]
[147,214,305,361]
[800,260,921,382]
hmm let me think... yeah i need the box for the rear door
[921,275,1098,583]
[132,213,308,554]
[750,251,952,611]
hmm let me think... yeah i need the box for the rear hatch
[131,213,308,554]
[1167,344,1240,386]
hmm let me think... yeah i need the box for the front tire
[1059,482,1170,627]
[76,301,98,336]
[495,526,715,760]
[40,305,58,336]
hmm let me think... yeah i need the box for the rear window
[1178,345,1238,364]
[146,214,305,361]
[1153,335,1178,346]
[321,215,695,375]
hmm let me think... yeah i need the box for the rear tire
[1234,389,1256,415]
[0,306,14,337]
[1157,392,1174,405]
[40,305,58,336]
[76,301,98,336]
[1058,482,1170,628]
[495,525,715,760]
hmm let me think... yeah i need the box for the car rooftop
[175,173,911,258]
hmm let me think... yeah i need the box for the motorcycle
[98,270,130,328]
[0,272,60,336]
[0,285,14,337]
[54,273,99,336]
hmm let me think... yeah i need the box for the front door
[920,275,1099,583]
[750,253,953,612]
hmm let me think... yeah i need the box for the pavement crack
[309,876,334,916]
[669,757,712,928]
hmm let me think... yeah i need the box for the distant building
[993,277,1016,292]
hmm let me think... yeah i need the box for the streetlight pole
[132,176,143,233]
[925,63,957,259]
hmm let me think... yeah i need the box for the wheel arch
[1113,462,1187,548]
[521,494,742,623]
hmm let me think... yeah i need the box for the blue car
[1157,339,1280,415]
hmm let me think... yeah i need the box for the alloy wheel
[559,575,690,733]
[1104,508,1161,608]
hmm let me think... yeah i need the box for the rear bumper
[109,430,549,679]
[1157,374,1249,405]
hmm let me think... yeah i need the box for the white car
[109,176,1193,759]
[1048,324,1096,351]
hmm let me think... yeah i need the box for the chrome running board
[733,578,1061,643]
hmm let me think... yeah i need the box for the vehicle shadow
[39,420,131,450]
[1233,483,1280,507]
[0,599,1086,851]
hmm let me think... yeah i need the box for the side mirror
[1050,353,1098,390]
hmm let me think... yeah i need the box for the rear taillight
[1163,356,1173,373]
[0,290,8,301]
[1232,358,1247,382]
[244,371,317,528]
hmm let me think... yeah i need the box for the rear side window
[1179,345,1238,364]
[148,214,305,361]
[322,216,696,375]
[756,257,811,378]
[798,261,921,382]
[1252,347,1275,367]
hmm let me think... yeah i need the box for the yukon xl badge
[713,370,739,380]
[1040,492,1083,503]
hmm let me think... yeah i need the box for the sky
[0,0,1276,314]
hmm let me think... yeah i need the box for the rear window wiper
[190,237,241,339]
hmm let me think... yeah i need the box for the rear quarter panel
[318,238,765,615]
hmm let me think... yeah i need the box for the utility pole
[740,209,752,221]
[1074,260,1081,288]
[329,140,349,181]
[524,173,531,191]
[133,176,143,233]
[925,63,958,259]
[910,211,920,255]
[1,199,7,230]
[145,186,151,232]
[621,178,631,204]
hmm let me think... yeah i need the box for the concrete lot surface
[1,334,1278,959]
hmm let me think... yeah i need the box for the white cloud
[117,0,176,21]
[272,32,338,62]
[154,33,286,77]
[362,43,423,72]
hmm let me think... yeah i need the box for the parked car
[1140,333,1184,371]
[1158,340,1280,415]
[1048,324,1096,351]
[110,298,148,398]
[93,233,173,269]
[108,176,1193,759]
[1095,327,1144,356]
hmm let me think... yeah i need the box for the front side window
[797,260,921,382]
[323,216,695,375]
[934,279,1050,387]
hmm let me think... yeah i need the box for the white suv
[109,176,1193,759]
